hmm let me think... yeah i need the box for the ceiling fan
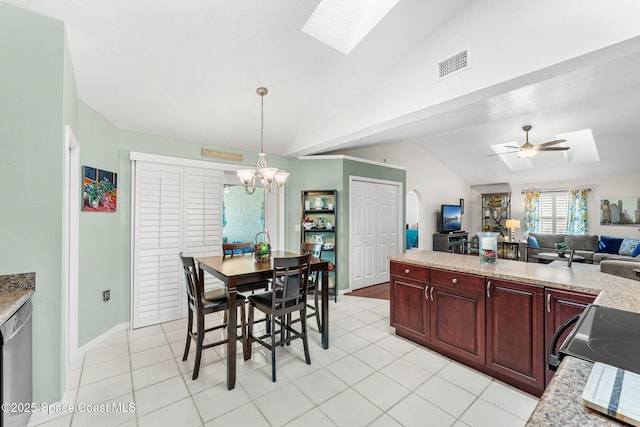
[488,125,569,158]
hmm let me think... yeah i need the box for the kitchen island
[389,251,640,426]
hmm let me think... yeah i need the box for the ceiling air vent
[439,50,468,79]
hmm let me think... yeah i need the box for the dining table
[196,251,330,390]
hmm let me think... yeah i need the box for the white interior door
[350,178,402,290]
[375,183,400,284]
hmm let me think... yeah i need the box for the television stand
[433,231,469,254]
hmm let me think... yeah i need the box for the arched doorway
[406,190,420,250]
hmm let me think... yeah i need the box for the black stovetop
[559,304,640,374]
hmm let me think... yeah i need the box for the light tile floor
[29,296,538,427]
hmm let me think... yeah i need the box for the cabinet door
[390,263,429,343]
[430,284,485,366]
[544,288,595,385]
[486,278,544,395]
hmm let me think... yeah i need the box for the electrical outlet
[294,224,301,232]
[103,289,110,302]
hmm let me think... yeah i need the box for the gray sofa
[600,260,640,281]
[525,233,599,263]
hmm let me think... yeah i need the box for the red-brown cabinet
[429,269,486,366]
[390,263,429,343]
[390,260,586,397]
[486,278,545,396]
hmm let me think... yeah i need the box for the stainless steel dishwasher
[1,299,33,427]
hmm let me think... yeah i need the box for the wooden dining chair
[179,253,247,380]
[301,242,323,331]
[222,242,270,294]
[246,254,312,382]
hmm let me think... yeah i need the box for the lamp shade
[505,219,520,229]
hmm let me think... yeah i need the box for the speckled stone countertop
[390,251,640,426]
[0,272,35,325]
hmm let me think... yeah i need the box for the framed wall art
[600,196,640,226]
[82,166,117,212]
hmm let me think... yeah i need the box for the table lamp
[505,219,520,242]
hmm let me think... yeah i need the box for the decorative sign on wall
[201,148,243,162]
[600,196,640,226]
[82,166,117,212]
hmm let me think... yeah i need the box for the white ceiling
[6,0,640,185]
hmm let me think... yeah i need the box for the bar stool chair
[246,254,312,382]
[179,253,247,380]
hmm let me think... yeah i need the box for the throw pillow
[527,236,540,248]
[598,236,624,254]
[633,244,640,257]
[618,238,640,256]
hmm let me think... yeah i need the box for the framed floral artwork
[82,166,117,212]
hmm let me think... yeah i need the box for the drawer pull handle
[546,293,551,313]
[405,269,410,274]
[486,281,491,298]
[451,278,458,284]
[424,286,429,300]
[430,286,434,301]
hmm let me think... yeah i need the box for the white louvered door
[132,161,224,328]
[133,162,183,328]
[183,167,223,291]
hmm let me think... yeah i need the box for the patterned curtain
[523,191,540,235]
[567,188,589,235]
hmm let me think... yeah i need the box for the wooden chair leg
[183,309,193,361]
[271,315,277,382]
[192,313,205,380]
[313,285,321,331]
[240,303,249,360]
[247,304,254,360]
[301,308,311,365]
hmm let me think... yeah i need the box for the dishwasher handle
[548,313,581,372]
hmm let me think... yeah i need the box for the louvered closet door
[183,168,223,291]
[132,162,224,328]
[133,162,183,328]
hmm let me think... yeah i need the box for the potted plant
[84,182,103,207]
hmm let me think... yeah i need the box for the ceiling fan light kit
[488,125,569,157]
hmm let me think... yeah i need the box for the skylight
[301,0,400,55]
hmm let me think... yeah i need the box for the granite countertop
[0,272,35,325]
[390,251,640,426]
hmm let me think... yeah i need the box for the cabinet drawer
[391,262,429,282]
[431,269,484,293]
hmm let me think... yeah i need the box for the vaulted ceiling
[6,0,640,185]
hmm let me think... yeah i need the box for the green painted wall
[0,3,66,402]
[76,103,123,345]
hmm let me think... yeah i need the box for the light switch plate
[294,224,301,231]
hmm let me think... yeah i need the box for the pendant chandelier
[236,87,289,195]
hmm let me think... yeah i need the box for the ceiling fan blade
[505,145,520,149]
[536,139,567,148]
[486,150,521,157]
[537,146,570,151]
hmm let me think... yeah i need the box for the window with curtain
[524,189,589,236]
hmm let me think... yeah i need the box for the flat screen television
[440,204,462,233]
